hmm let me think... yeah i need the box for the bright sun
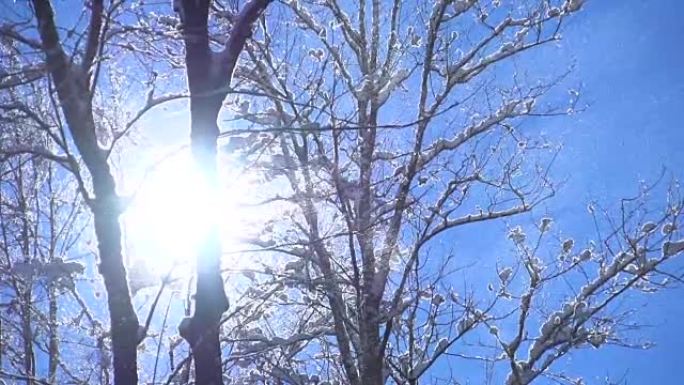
[123,148,249,279]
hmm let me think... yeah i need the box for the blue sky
[119,1,684,383]
[5,0,682,383]
[559,0,684,200]
[432,1,684,383]
[512,1,684,383]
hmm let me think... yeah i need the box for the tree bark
[20,289,34,385]
[31,2,139,384]
[47,285,59,383]
[175,1,271,384]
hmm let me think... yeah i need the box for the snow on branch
[417,98,524,169]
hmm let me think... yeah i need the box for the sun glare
[123,149,249,279]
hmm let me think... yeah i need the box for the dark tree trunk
[93,196,140,385]
[21,289,34,385]
[18,169,35,385]
[47,284,59,383]
[31,2,140,384]
[359,297,383,385]
[175,1,271,384]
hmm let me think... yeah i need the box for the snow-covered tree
[1,1,683,385]
[172,1,271,384]
[0,2,182,383]
[0,113,93,383]
[1,1,269,384]
[211,1,684,384]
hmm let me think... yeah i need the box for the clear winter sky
[499,0,684,383]
[113,0,684,382]
[15,0,683,383]
[121,1,684,383]
[413,0,684,383]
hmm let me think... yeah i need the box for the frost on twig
[501,186,683,385]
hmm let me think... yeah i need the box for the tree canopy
[1,1,683,385]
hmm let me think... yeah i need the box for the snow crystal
[498,267,513,283]
[308,48,325,61]
[432,293,445,306]
[539,217,553,232]
[457,315,476,333]
[436,337,449,352]
[663,239,684,257]
[547,7,561,17]
[449,291,459,303]
[641,222,657,234]
[588,332,606,348]
[508,226,526,245]
[410,361,430,379]
[564,0,584,13]
[662,222,676,235]
[562,238,574,254]
[625,263,639,274]
[579,249,592,261]
[452,0,473,14]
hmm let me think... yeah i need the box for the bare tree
[0,2,182,383]
[169,1,272,384]
[0,124,91,384]
[1,1,683,385]
[205,0,684,384]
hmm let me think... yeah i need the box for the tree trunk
[31,2,140,384]
[21,289,34,385]
[93,196,140,385]
[48,284,59,383]
[179,90,229,385]
[359,298,383,385]
[17,167,35,385]
[176,1,271,384]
